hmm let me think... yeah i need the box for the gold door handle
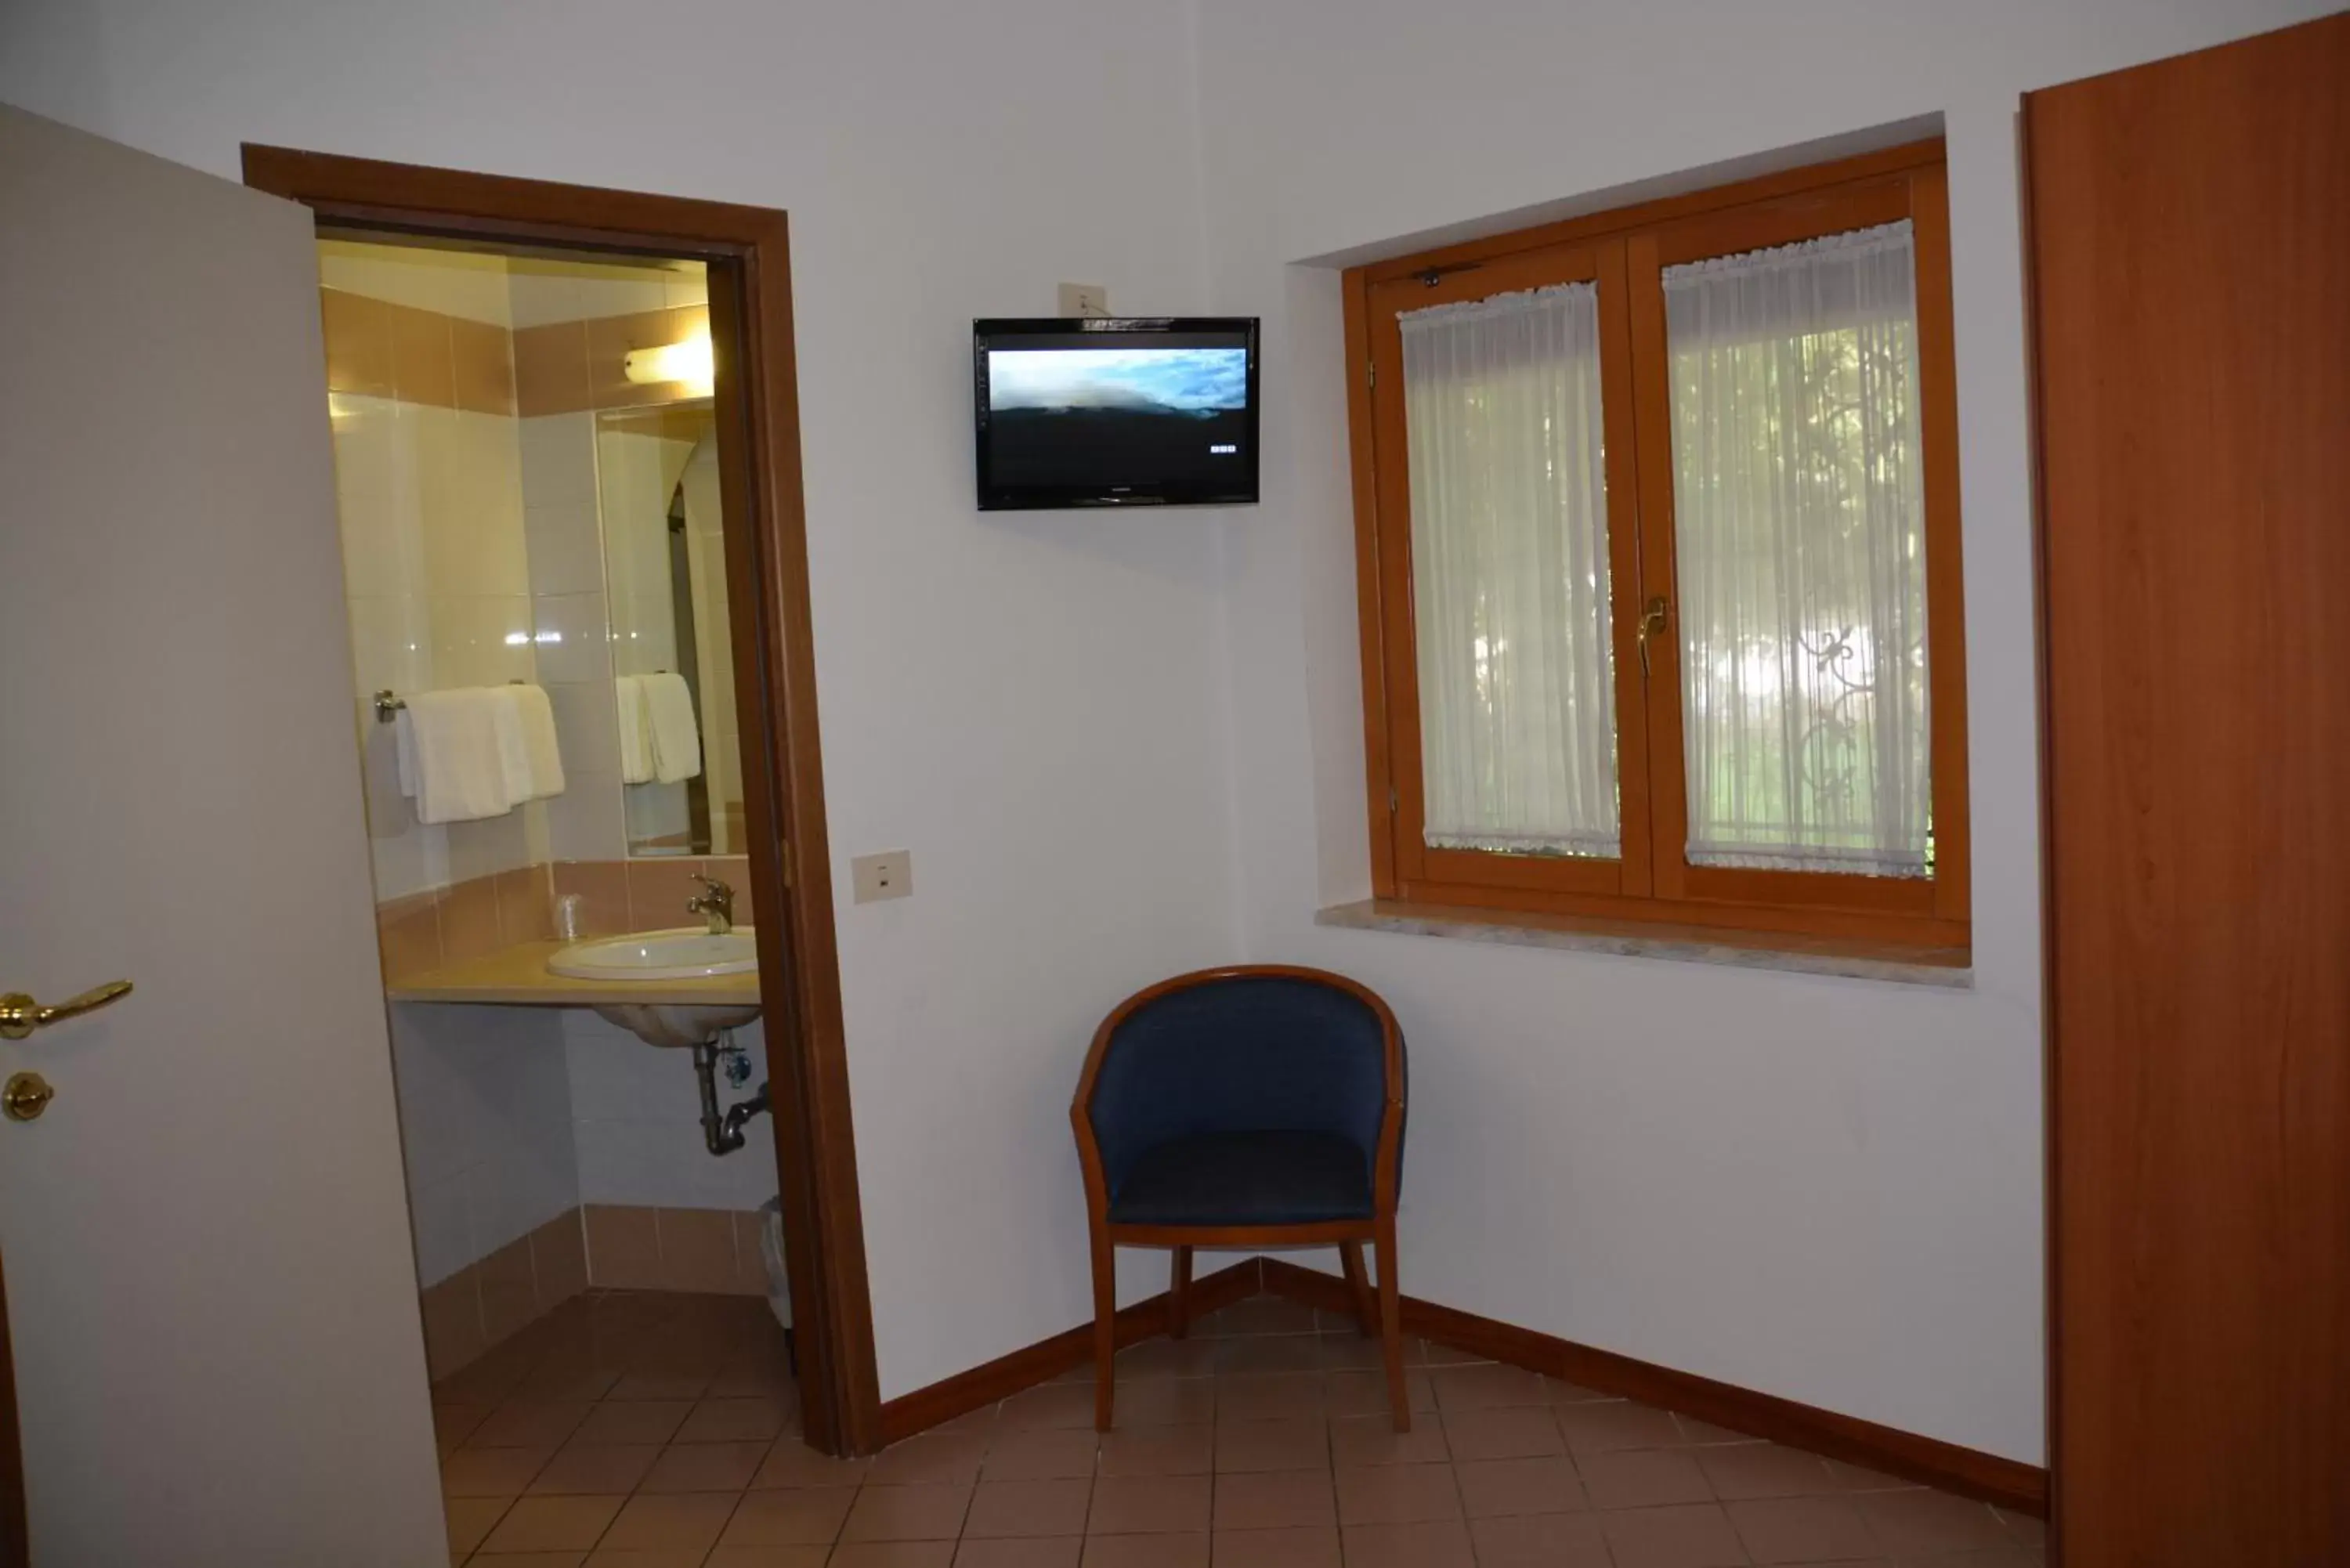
[0,980,133,1041]
[1636,595,1670,678]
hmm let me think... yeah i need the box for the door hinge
[779,841,793,889]
[1366,358,1376,390]
[1388,787,1399,815]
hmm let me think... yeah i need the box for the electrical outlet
[851,850,912,904]
[1058,282,1109,318]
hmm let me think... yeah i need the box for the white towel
[642,671,703,785]
[490,684,566,803]
[397,688,513,825]
[614,675,656,785]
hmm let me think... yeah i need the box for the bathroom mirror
[595,407,744,857]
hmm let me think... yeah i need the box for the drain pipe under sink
[691,1037,770,1156]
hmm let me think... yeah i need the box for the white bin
[757,1196,793,1333]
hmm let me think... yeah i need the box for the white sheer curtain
[1663,221,1932,876]
[1400,283,1618,858]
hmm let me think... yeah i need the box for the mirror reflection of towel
[614,675,656,785]
[642,671,703,785]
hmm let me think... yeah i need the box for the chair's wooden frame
[1069,964,1412,1431]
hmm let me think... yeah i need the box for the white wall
[389,1003,579,1285]
[1189,0,2335,1466]
[0,0,1238,1402]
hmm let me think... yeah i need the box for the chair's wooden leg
[1090,1224,1117,1432]
[1340,1241,1376,1337]
[1168,1245,1195,1340]
[1373,1217,1409,1432]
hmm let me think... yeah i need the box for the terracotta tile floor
[436,1288,2047,1566]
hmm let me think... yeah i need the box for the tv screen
[974,317,1260,509]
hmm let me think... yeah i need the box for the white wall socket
[851,850,912,904]
[1058,282,1109,318]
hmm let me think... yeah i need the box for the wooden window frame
[1344,140,1970,952]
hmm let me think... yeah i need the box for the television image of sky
[989,347,1247,413]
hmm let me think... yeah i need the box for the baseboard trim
[875,1257,1264,1444]
[1255,1256,2046,1517]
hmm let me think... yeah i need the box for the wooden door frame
[240,144,882,1456]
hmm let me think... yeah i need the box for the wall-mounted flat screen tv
[973,317,1260,510]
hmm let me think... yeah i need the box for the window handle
[1636,596,1670,678]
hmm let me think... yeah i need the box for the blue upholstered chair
[1071,965,1410,1431]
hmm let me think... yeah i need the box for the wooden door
[2028,13,2350,1563]
[0,104,445,1561]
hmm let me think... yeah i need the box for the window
[1345,143,1968,949]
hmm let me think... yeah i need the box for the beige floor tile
[1554,1400,1686,1455]
[869,1432,992,1486]
[1000,1382,1100,1429]
[1726,1494,1880,1563]
[953,1536,1084,1566]
[636,1440,767,1492]
[1467,1511,1614,1566]
[1428,1364,1550,1412]
[1576,1447,1715,1509]
[1339,1517,1476,1568]
[444,1443,555,1497]
[1079,1531,1210,1566]
[572,1400,694,1446]
[826,1544,958,1567]
[702,1549,829,1568]
[1328,1411,1450,1468]
[753,1439,874,1489]
[1324,1370,1433,1419]
[480,1494,626,1554]
[1098,1425,1214,1477]
[446,1495,511,1559]
[1086,1475,1213,1535]
[676,1396,788,1443]
[1453,1456,1587,1519]
[527,1439,662,1496]
[581,1548,705,1567]
[1597,1501,1748,1568]
[1115,1377,1219,1426]
[1210,1469,1336,1531]
[1212,1418,1327,1473]
[1853,1489,2012,1552]
[1208,1523,1341,1566]
[596,1491,739,1554]
[1441,1407,1564,1461]
[1694,1443,1838,1500]
[717,1486,855,1548]
[1333,1461,1462,1525]
[1213,1373,1326,1422]
[472,1400,597,1450]
[964,1477,1092,1537]
[841,1483,975,1542]
[1213,1336,1329,1376]
[981,1425,1101,1480]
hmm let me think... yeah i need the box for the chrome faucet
[687,873,735,935]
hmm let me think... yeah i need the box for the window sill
[1315,898,1972,989]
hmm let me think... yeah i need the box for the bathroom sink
[548,927,758,980]
[593,1003,761,1050]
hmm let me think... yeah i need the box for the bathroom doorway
[242,147,880,1465]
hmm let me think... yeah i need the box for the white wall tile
[429,593,536,688]
[523,504,607,598]
[517,412,598,505]
[529,592,612,685]
[545,677,620,776]
[544,766,627,862]
[444,808,530,882]
[564,1011,777,1211]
